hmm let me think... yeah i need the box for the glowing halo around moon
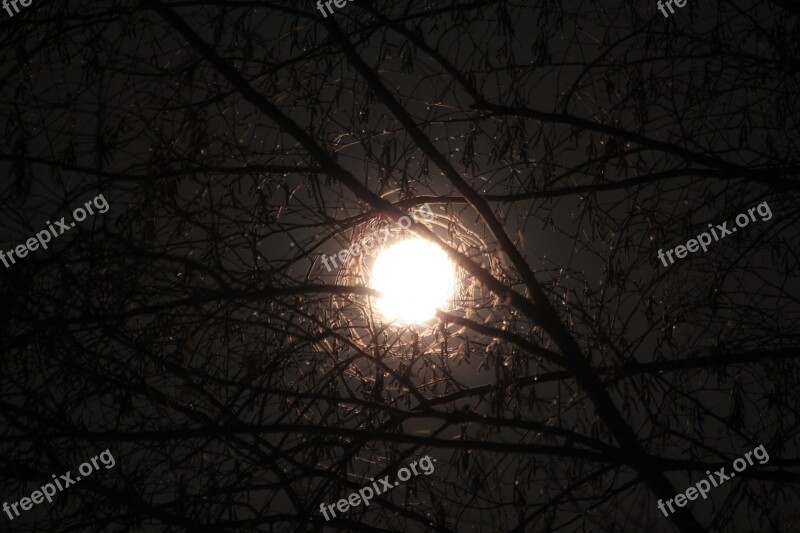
[369,238,456,324]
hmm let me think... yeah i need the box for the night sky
[1,0,799,532]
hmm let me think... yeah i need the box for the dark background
[0,0,799,531]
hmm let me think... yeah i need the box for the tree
[1,0,799,531]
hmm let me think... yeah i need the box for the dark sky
[0,1,798,532]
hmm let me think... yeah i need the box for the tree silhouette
[1,0,799,531]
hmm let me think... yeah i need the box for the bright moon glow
[370,238,455,323]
